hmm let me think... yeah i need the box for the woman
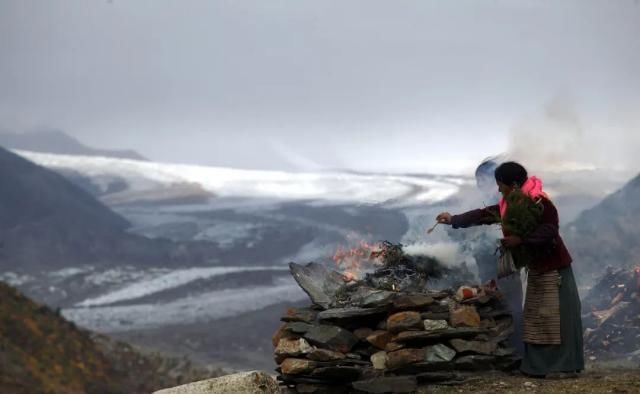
[436,161,584,377]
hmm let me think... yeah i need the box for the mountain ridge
[0,146,220,272]
[563,173,640,282]
[0,129,147,161]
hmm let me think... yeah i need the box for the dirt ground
[419,369,640,394]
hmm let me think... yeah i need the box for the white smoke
[402,241,463,267]
[507,94,639,179]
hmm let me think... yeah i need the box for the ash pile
[273,242,519,394]
[582,266,640,362]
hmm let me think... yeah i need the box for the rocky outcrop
[153,371,279,394]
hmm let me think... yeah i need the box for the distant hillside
[563,173,640,283]
[0,130,147,161]
[0,281,220,394]
[0,146,219,271]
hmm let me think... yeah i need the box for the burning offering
[274,242,520,393]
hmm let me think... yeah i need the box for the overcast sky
[1,1,639,173]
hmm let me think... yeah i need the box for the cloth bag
[497,246,518,278]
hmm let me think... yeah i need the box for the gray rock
[495,346,517,357]
[349,287,397,307]
[449,338,497,355]
[284,322,313,334]
[394,361,453,374]
[289,262,346,309]
[352,376,417,393]
[394,327,487,343]
[424,319,449,331]
[318,306,387,321]
[153,371,279,394]
[393,293,435,309]
[307,348,346,361]
[304,325,358,353]
[425,344,456,362]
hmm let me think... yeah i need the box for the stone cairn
[273,248,520,394]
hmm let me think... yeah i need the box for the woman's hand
[436,212,452,225]
[500,236,522,248]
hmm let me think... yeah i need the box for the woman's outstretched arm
[437,205,500,229]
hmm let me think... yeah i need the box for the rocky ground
[421,368,640,394]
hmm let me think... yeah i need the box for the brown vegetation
[0,282,221,394]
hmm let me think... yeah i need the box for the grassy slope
[0,282,220,394]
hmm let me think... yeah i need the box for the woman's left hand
[500,236,522,248]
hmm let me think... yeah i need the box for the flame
[332,239,383,280]
[343,271,356,282]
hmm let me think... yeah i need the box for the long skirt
[520,266,585,376]
[497,274,524,356]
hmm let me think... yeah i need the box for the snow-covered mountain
[15,150,468,206]
[6,148,632,370]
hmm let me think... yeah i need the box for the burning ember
[342,271,356,282]
[332,239,383,281]
[292,241,476,309]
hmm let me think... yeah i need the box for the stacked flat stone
[273,289,519,394]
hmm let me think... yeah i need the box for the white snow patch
[63,277,306,332]
[49,267,94,279]
[76,266,289,307]
[0,272,34,286]
[83,266,159,287]
[193,221,264,246]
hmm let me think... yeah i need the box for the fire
[332,239,383,281]
[343,271,356,282]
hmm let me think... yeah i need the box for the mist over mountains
[1,134,639,370]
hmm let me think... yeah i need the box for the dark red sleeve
[522,198,559,245]
[451,205,500,229]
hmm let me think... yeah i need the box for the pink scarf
[498,176,547,218]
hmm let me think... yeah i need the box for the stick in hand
[426,221,439,234]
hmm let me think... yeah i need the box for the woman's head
[494,161,528,196]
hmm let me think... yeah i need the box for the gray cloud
[1,1,639,172]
